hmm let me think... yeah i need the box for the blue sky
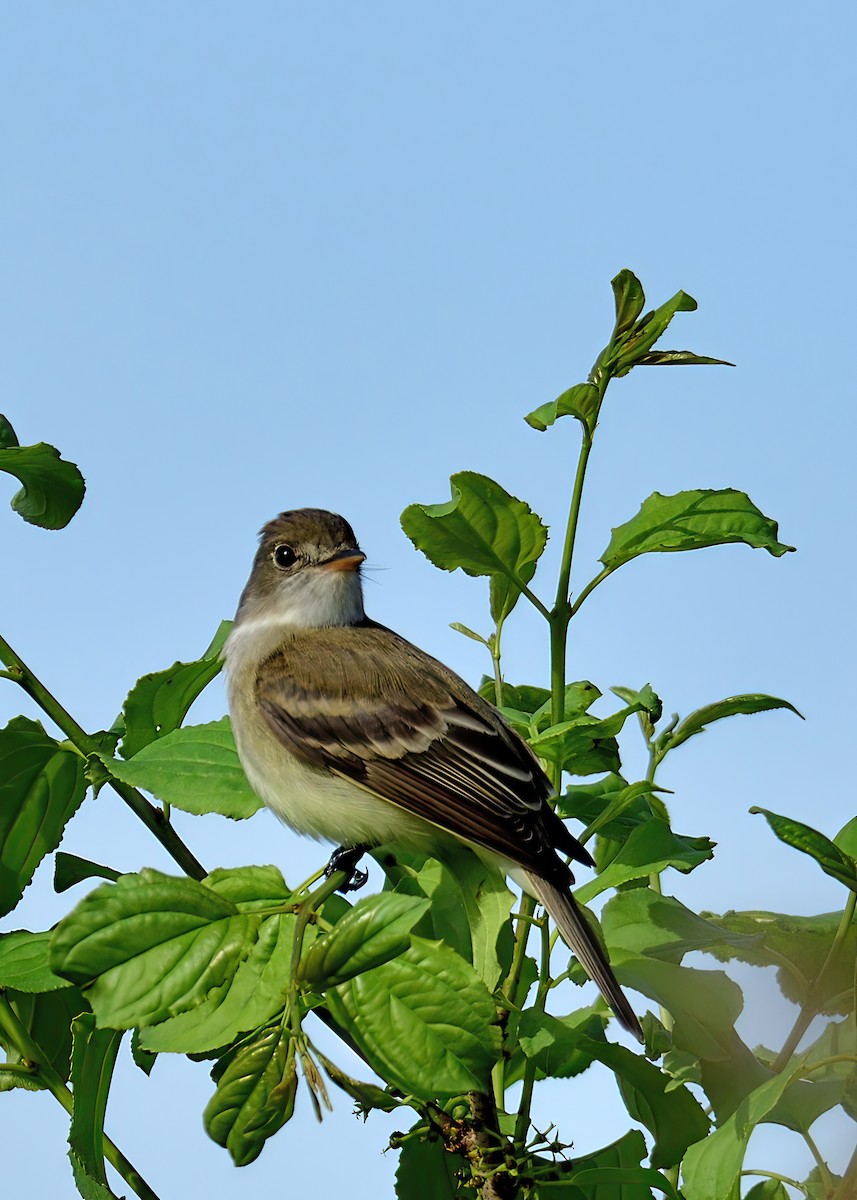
[2,3,855,1195]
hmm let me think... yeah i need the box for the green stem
[0,632,206,881]
[801,1126,833,1195]
[491,617,506,708]
[569,565,615,618]
[513,916,552,1150]
[772,891,857,1073]
[0,993,160,1200]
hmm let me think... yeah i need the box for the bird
[224,507,642,1042]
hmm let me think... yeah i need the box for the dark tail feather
[524,870,643,1043]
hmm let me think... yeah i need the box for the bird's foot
[325,844,369,893]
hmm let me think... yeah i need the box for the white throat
[225,569,365,673]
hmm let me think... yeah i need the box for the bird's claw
[325,844,369,893]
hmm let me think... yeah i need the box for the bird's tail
[523,870,643,1043]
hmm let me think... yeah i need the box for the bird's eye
[273,544,297,569]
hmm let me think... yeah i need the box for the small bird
[225,508,642,1041]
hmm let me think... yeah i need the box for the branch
[0,632,207,880]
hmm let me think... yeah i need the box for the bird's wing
[254,622,590,876]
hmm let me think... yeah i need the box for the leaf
[301,893,430,989]
[50,869,263,1030]
[699,908,856,1013]
[681,1067,805,1200]
[120,648,225,759]
[68,1014,123,1198]
[558,774,653,839]
[525,382,600,434]
[578,1037,709,1168]
[400,471,547,621]
[325,936,500,1100]
[611,269,646,338]
[68,1154,117,1200]
[610,289,698,377]
[0,929,73,991]
[743,1183,790,1200]
[636,350,734,367]
[0,414,20,448]
[109,717,263,819]
[750,808,857,893]
[532,1130,650,1196]
[414,852,515,989]
[574,821,714,904]
[0,439,85,529]
[601,889,763,964]
[478,679,551,714]
[661,694,802,754]
[578,781,669,844]
[395,1125,464,1199]
[0,716,88,916]
[204,1024,297,1166]
[314,1048,400,1113]
[835,815,857,857]
[130,1029,157,1076]
[612,956,743,1062]
[517,1005,608,1079]
[572,1169,680,1199]
[54,852,121,894]
[5,986,89,1082]
[600,489,795,571]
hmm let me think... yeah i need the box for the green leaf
[109,717,263,819]
[558,774,652,839]
[326,936,500,1100]
[611,269,646,338]
[413,852,515,989]
[524,382,600,434]
[742,1183,790,1200]
[5,987,88,1082]
[0,414,20,448]
[578,1037,709,1168]
[681,1067,804,1200]
[835,815,857,857]
[699,908,857,1013]
[50,869,263,1031]
[572,1169,680,1199]
[636,350,734,367]
[578,781,669,844]
[395,1125,464,1199]
[600,489,795,571]
[602,890,762,964]
[517,1005,607,1079]
[54,852,121,893]
[314,1048,400,1114]
[610,289,698,377]
[301,893,430,989]
[204,1024,297,1166]
[0,929,73,991]
[612,955,743,1062]
[400,471,547,621]
[0,716,88,916]
[739,1180,787,1200]
[0,439,86,529]
[575,821,714,904]
[661,694,802,754]
[532,1130,650,1196]
[130,1028,157,1076]
[750,808,857,893]
[478,679,551,714]
[68,1154,117,1200]
[119,647,225,759]
[68,1013,123,1198]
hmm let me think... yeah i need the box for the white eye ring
[273,544,297,569]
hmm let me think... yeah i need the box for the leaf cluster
[1,279,853,1200]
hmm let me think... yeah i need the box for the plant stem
[0,992,161,1200]
[741,1169,807,1194]
[513,916,552,1150]
[0,632,207,881]
[801,1126,833,1195]
[772,890,856,1073]
[549,429,593,724]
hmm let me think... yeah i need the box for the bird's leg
[324,844,369,893]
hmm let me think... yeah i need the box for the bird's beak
[319,549,366,572]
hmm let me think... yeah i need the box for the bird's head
[234,508,366,629]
